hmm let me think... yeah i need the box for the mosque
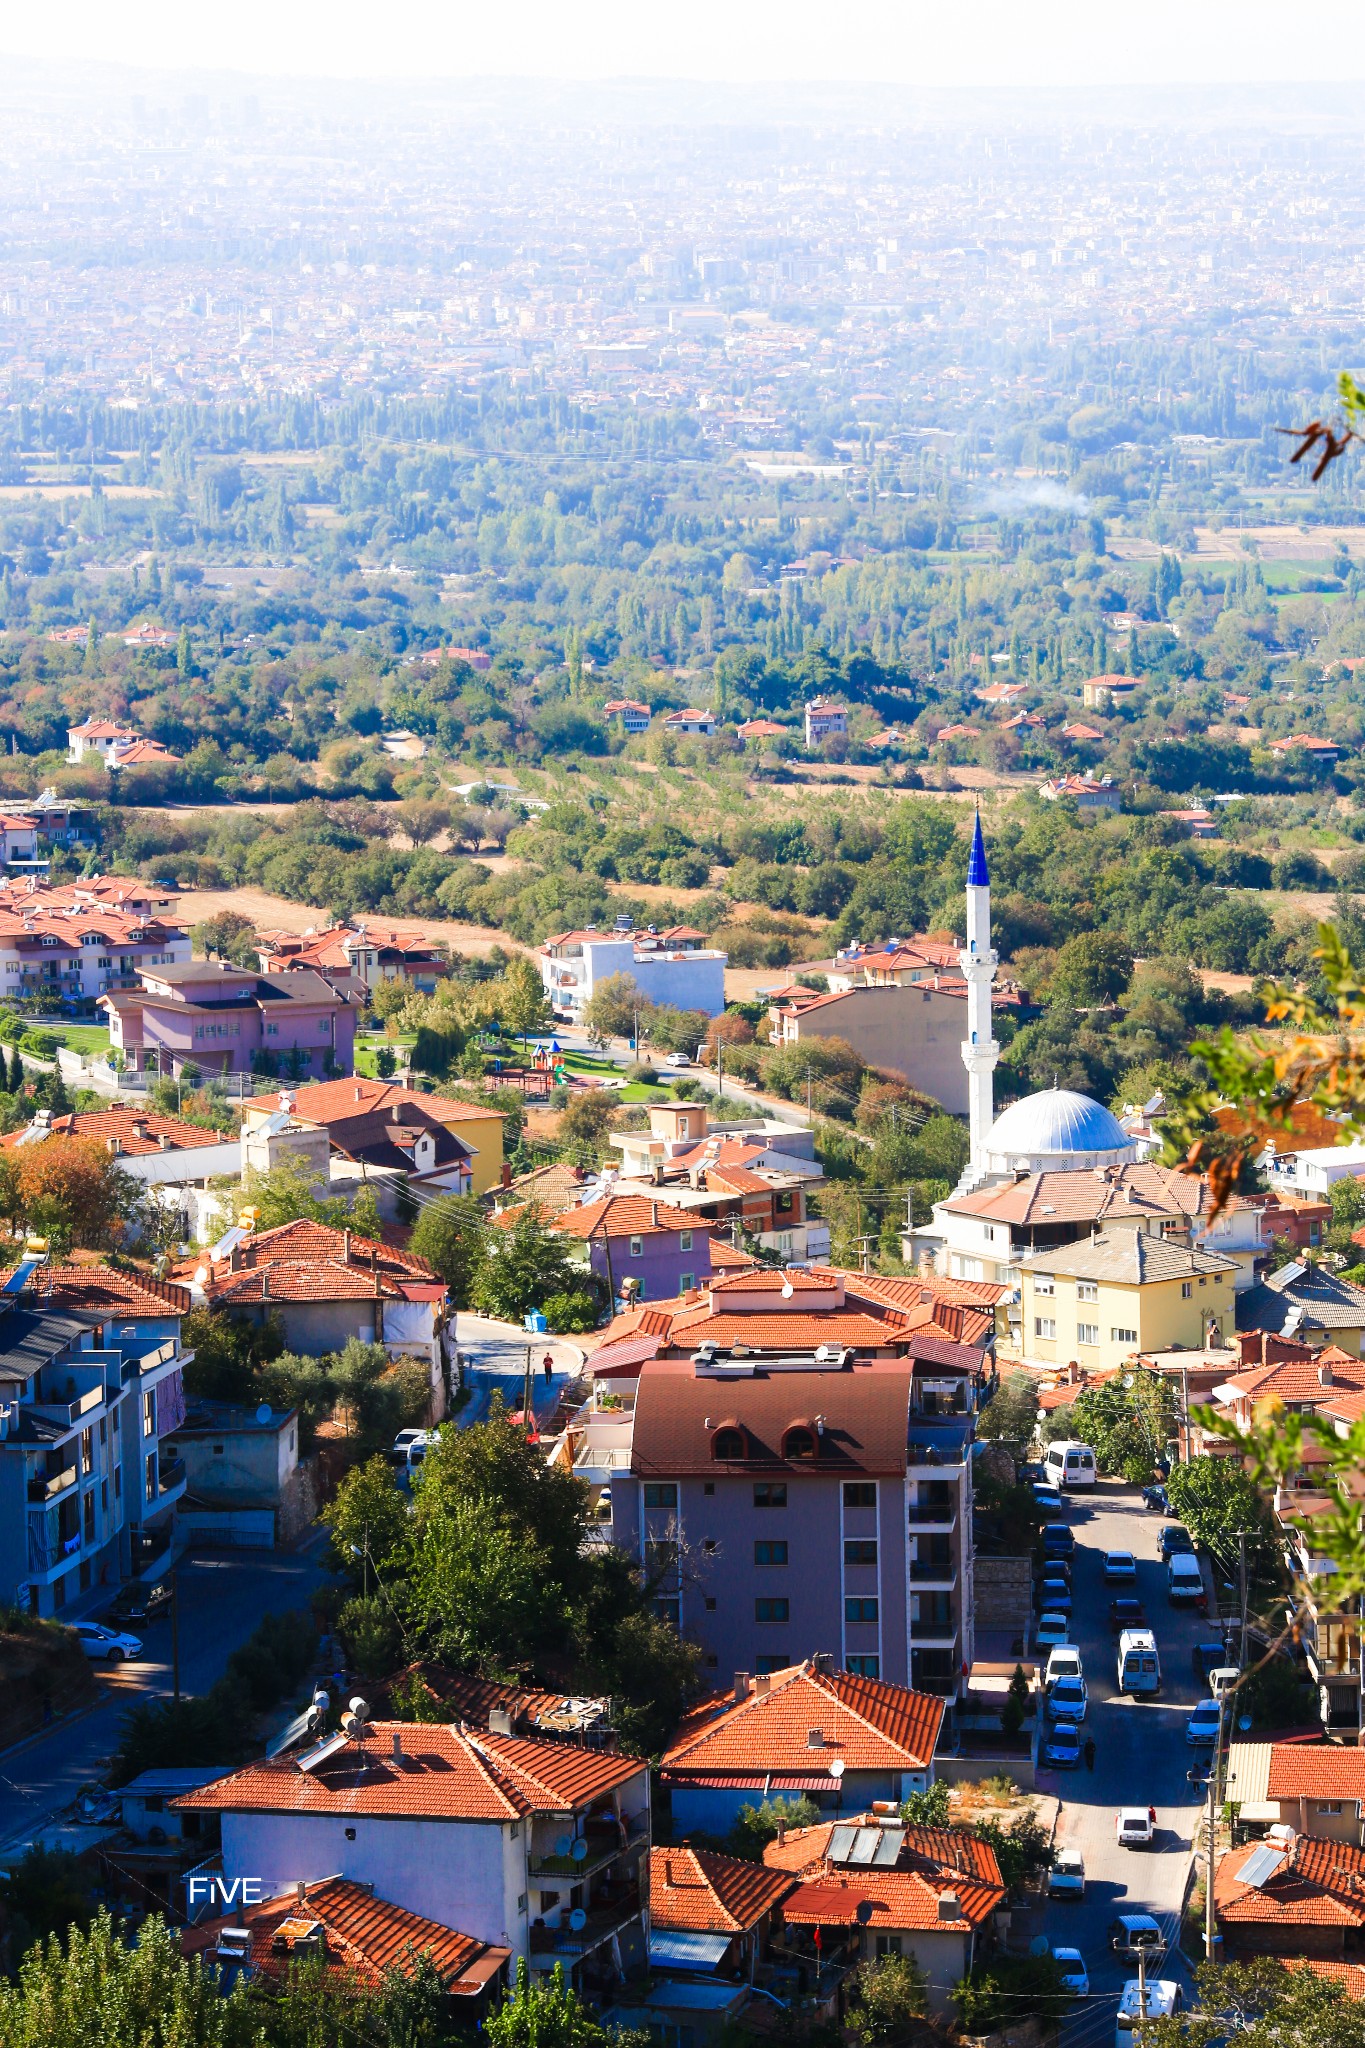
[908,812,1157,1288]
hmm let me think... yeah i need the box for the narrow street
[1037,1485,1213,2048]
[0,1543,329,1855]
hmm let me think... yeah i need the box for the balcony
[913,1609,958,1647]
[28,1465,77,1503]
[528,1887,643,1965]
[529,1812,647,1881]
[910,1558,957,1586]
[908,1498,957,1529]
[907,1422,970,1474]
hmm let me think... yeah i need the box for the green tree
[954,1953,1075,2034]
[331,1339,429,1448]
[1055,1372,1177,1483]
[192,911,260,966]
[242,1152,351,1230]
[1164,1455,1280,1596]
[486,1961,629,2048]
[349,1183,384,1241]
[557,1090,620,1156]
[0,1912,264,2048]
[1000,1663,1031,1739]
[976,1372,1039,1447]
[1143,1956,1365,2048]
[900,1779,951,1826]
[847,1955,929,2047]
[322,1453,414,1586]
[0,1847,98,1962]
[582,971,648,1042]
[724,1796,820,1862]
[1048,929,1135,1008]
[408,1193,488,1307]
[472,1206,581,1322]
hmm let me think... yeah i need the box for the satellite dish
[781,1277,794,1299]
[569,1908,587,1931]
[1029,1935,1051,1958]
[855,1900,875,1926]
[555,1836,572,1858]
[256,1402,272,1424]
[571,1837,588,1861]
[829,1759,846,1780]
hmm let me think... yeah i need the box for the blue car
[1043,1724,1083,1769]
[1039,1582,1072,1616]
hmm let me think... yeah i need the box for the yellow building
[426,1100,506,1197]
[1016,1228,1237,1374]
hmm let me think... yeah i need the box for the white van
[1117,1629,1161,1696]
[1167,1554,1205,1607]
[1116,1978,1182,2048]
[1045,1440,1097,1489]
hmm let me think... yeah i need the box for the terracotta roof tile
[172,1722,644,1822]
[551,1195,704,1241]
[182,1877,509,1992]
[40,1262,192,1317]
[650,1847,795,1934]
[1215,1832,1365,1927]
[664,1665,944,1775]
[770,1823,1003,1932]
[1266,1746,1365,1802]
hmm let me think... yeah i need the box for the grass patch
[49,1025,111,1057]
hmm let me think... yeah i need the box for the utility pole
[1180,1364,1191,1465]
[1205,1752,1219,1962]
[1238,1530,1249,1672]
[170,1569,181,1702]
[523,1344,533,1434]
[716,1033,723,1105]
[805,1063,813,1121]
[1137,1940,1147,2032]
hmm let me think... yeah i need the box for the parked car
[1046,1645,1084,1686]
[1039,1581,1073,1617]
[1042,1523,1075,1557]
[1048,1850,1086,1899]
[73,1622,143,1665]
[1116,1808,1156,1848]
[1142,1483,1169,1511]
[1036,1612,1070,1647]
[1209,1665,1241,1701]
[1053,1947,1089,1996]
[1109,1597,1148,1633]
[664,1052,689,1068]
[1187,1699,1224,1746]
[1193,1641,1228,1684]
[1104,1550,1138,1582]
[1037,1552,1071,1583]
[1159,1524,1195,1560]
[104,1581,172,1625]
[1047,1674,1088,1723]
[1033,1485,1064,1515]
[1042,1724,1083,1769]
[1109,1914,1167,1960]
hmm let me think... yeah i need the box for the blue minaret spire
[967,807,990,889]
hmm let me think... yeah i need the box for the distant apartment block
[541,924,727,1021]
[101,961,357,1079]
[661,707,716,737]
[256,919,448,993]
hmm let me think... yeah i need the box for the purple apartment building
[549,1192,715,1303]
[101,962,357,1081]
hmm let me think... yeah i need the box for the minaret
[959,810,999,1183]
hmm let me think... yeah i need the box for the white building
[174,1720,651,1986]
[541,925,727,1021]
[1265,1143,1365,1197]
[0,902,190,1006]
[67,718,140,765]
[804,698,848,746]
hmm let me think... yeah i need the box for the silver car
[73,1621,143,1664]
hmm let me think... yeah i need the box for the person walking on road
[1083,1736,1095,1772]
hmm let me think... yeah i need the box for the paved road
[449,1313,585,1427]
[1038,1485,1214,2048]
[0,1543,329,1854]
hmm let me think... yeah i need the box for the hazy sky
[4,0,1362,86]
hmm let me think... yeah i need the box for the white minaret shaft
[959,811,999,1180]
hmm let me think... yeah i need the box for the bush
[335,1595,402,1679]
[542,1290,601,1333]
[954,1954,1076,2033]
[725,1795,819,1861]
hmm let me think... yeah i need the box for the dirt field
[170,885,526,958]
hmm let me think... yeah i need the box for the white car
[1104,1550,1138,1582]
[1209,1666,1240,1701]
[1116,1807,1156,1848]
[73,1621,143,1664]
[1187,1699,1223,1746]
[1053,1947,1089,1996]
[1048,1849,1086,1898]
[664,1051,690,1068]
[1047,1674,1088,1723]
[1035,1611,1070,1647]
[1046,1645,1083,1687]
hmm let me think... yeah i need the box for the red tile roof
[182,1877,509,1993]
[39,1262,192,1317]
[173,1722,645,1822]
[173,1219,442,1307]
[1,1105,226,1158]
[664,1664,945,1777]
[1288,1960,1365,1999]
[1215,1832,1365,1928]
[1266,1746,1365,1802]
[650,1847,795,1934]
[769,1823,1002,1932]
[550,1194,705,1241]
[243,1079,505,1126]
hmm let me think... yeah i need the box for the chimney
[355,1085,363,1102]
[343,1230,351,1264]
[500,1162,512,1189]
[229,1242,241,1272]
[158,1132,172,1151]
[1320,1360,1334,1387]
[296,1879,306,1906]
[392,1102,401,1122]
[651,1200,659,1227]
[733,1671,751,1706]
[392,1730,403,1761]
[664,1858,675,1887]
[131,1118,148,1139]
[106,1135,122,1155]
[260,1266,269,1299]
[807,1727,825,1749]
[755,1673,772,1700]
[938,1892,960,1921]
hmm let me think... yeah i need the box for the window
[704,1596,716,1610]
[874,1934,903,1957]
[540,1890,561,1912]
[755,1654,788,1674]
[629,1235,644,1257]
[679,1273,695,1293]
[1077,1280,1098,1302]
[782,1424,818,1460]
[753,1482,787,1508]
[755,1540,789,1566]
[1077,1323,1100,1346]
[844,1539,878,1566]
[843,1482,876,1508]
[145,1452,157,1500]
[1112,1326,1138,1344]
[1319,1801,1344,1815]
[712,1425,747,1460]
[756,1598,790,1623]
[644,1483,678,1512]
[345,1826,356,1841]
[703,1481,714,1496]
[845,1597,879,1624]
[1034,1317,1057,1339]
[1182,1282,1193,1298]
[1035,1276,1055,1296]
[679,1231,693,1252]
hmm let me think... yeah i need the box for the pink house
[101,962,357,1080]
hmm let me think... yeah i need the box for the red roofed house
[257,920,449,995]
[241,1078,506,1198]
[1214,1831,1365,1963]
[175,1221,449,1393]
[737,719,787,746]
[604,700,651,734]
[1269,735,1341,762]
[1038,772,1122,812]
[183,1876,510,2012]
[648,1845,795,1977]
[660,1660,944,1834]
[68,717,141,765]
[763,1812,1004,2013]
[172,1720,650,1990]
[1081,673,1141,710]
[544,1191,719,1303]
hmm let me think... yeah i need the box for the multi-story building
[1016,1229,1237,1372]
[803,700,848,747]
[240,1078,505,1197]
[256,920,449,994]
[541,925,727,1021]
[567,1277,989,1699]
[67,717,141,764]
[0,902,190,1009]
[603,699,651,734]
[0,1260,193,1613]
[173,1720,651,1992]
[102,961,357,1079]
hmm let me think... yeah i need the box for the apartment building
[240,1078,505,1196]
[0,902,189,1009]
[603,700,651,733]
[541,925,727,1021]
[0,1260,193,1613]
[174,1720,650,1993]
[102,961,357,1079]
[570,1279,988,1698]
[1016,1229,1236,1371]
[256,920,449,993]
[803,700,848,746]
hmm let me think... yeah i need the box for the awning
[649,1930,731,1971]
